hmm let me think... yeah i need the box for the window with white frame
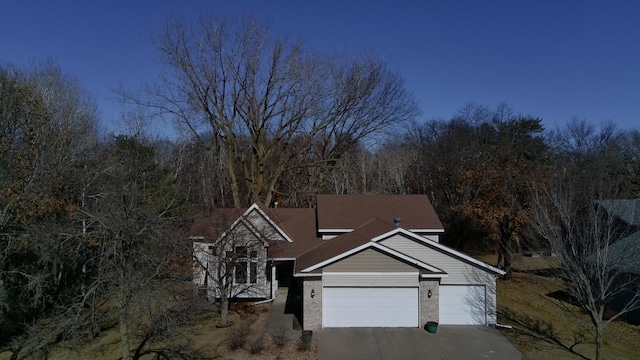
[233,246,258,284]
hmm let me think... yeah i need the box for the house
[192,194,505,330]
[593,199,640,324]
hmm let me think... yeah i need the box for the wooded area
[2,15,639,360]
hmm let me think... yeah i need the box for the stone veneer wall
[302,278,322,330]
[420,280,439,326]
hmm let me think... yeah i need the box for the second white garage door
[323,287,419,327]
[439,285,486,325]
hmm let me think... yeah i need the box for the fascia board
[301,242,372,272]
[369,242,446,273]
[301,241,447,274]
[246,203,294,243]
[371,227,505,276]
[318,229,352,233]
[421,273,449,278]
[409,228,445,233]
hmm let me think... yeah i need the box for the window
[235,246,247,257]
[234,262,247,284]
[232,246,258,285]
[250,262,257,284]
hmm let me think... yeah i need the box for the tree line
[2,14,639,360]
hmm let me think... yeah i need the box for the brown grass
[0,302,316,360]
[479,254,640,360]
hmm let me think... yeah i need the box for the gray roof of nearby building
[595,199,640,226]
[608,232,640,275]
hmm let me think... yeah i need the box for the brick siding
[420,280,439,326]
[302,279,322,330]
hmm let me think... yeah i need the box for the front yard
[3,255,639,359]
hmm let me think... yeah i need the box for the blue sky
[2,1,639,136]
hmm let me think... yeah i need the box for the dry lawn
[480,254,640,360]
[4,255,639,359]
[0,302,316,360]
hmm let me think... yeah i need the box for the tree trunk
[595,324,603,360]
[499,239,512,280]
[118,286,132,360]
[219,292,230,327]
[594,306,605,360]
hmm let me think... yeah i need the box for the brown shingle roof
[295,218,396,273]
[316,194,443,231]
[267,208,322,259]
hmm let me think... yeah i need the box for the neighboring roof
[316,194,443,232]
[595,199,640,226]
[608,232,640,275]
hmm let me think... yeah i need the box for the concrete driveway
[316,326,522,360]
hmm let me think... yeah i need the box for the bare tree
[0,63,98,357]
[530,176,640,360]
[123,14,418,207]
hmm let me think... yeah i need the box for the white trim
[409,228,445,233]
[190,236,205,240]
[324,272,419,276]
[270,257,296,261]
[303,242,372,271]
[318,229,352,233]
[370,228,416,242]
[245,204,293,243]
[373,228,506,276]
[294,272,321,277]
[421,273,449,278]
[300,241,446,274]
[370,243,445,273]
[212,203,293,245]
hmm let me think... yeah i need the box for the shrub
[248,333,265,354]
[271,326,289,347]
[227,322,250,350]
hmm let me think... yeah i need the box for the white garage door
[323,287,419,327]
[439,285,486,325]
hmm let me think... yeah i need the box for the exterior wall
[322,272,418,287]
[382,235,499,324]
[324,248,416,272]
[303,278,323,330]
[192,231,270,299]
[420,280,439,326]
[414,233,440,243]
[381,235,494,285]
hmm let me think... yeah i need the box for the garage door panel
[439,285,486,325]
[323,287,418,327]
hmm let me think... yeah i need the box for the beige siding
[323,272,418,287]
[417,233,440,243]
[324,248,416,272]
[381,235,495,286]
[381,234,500,324]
